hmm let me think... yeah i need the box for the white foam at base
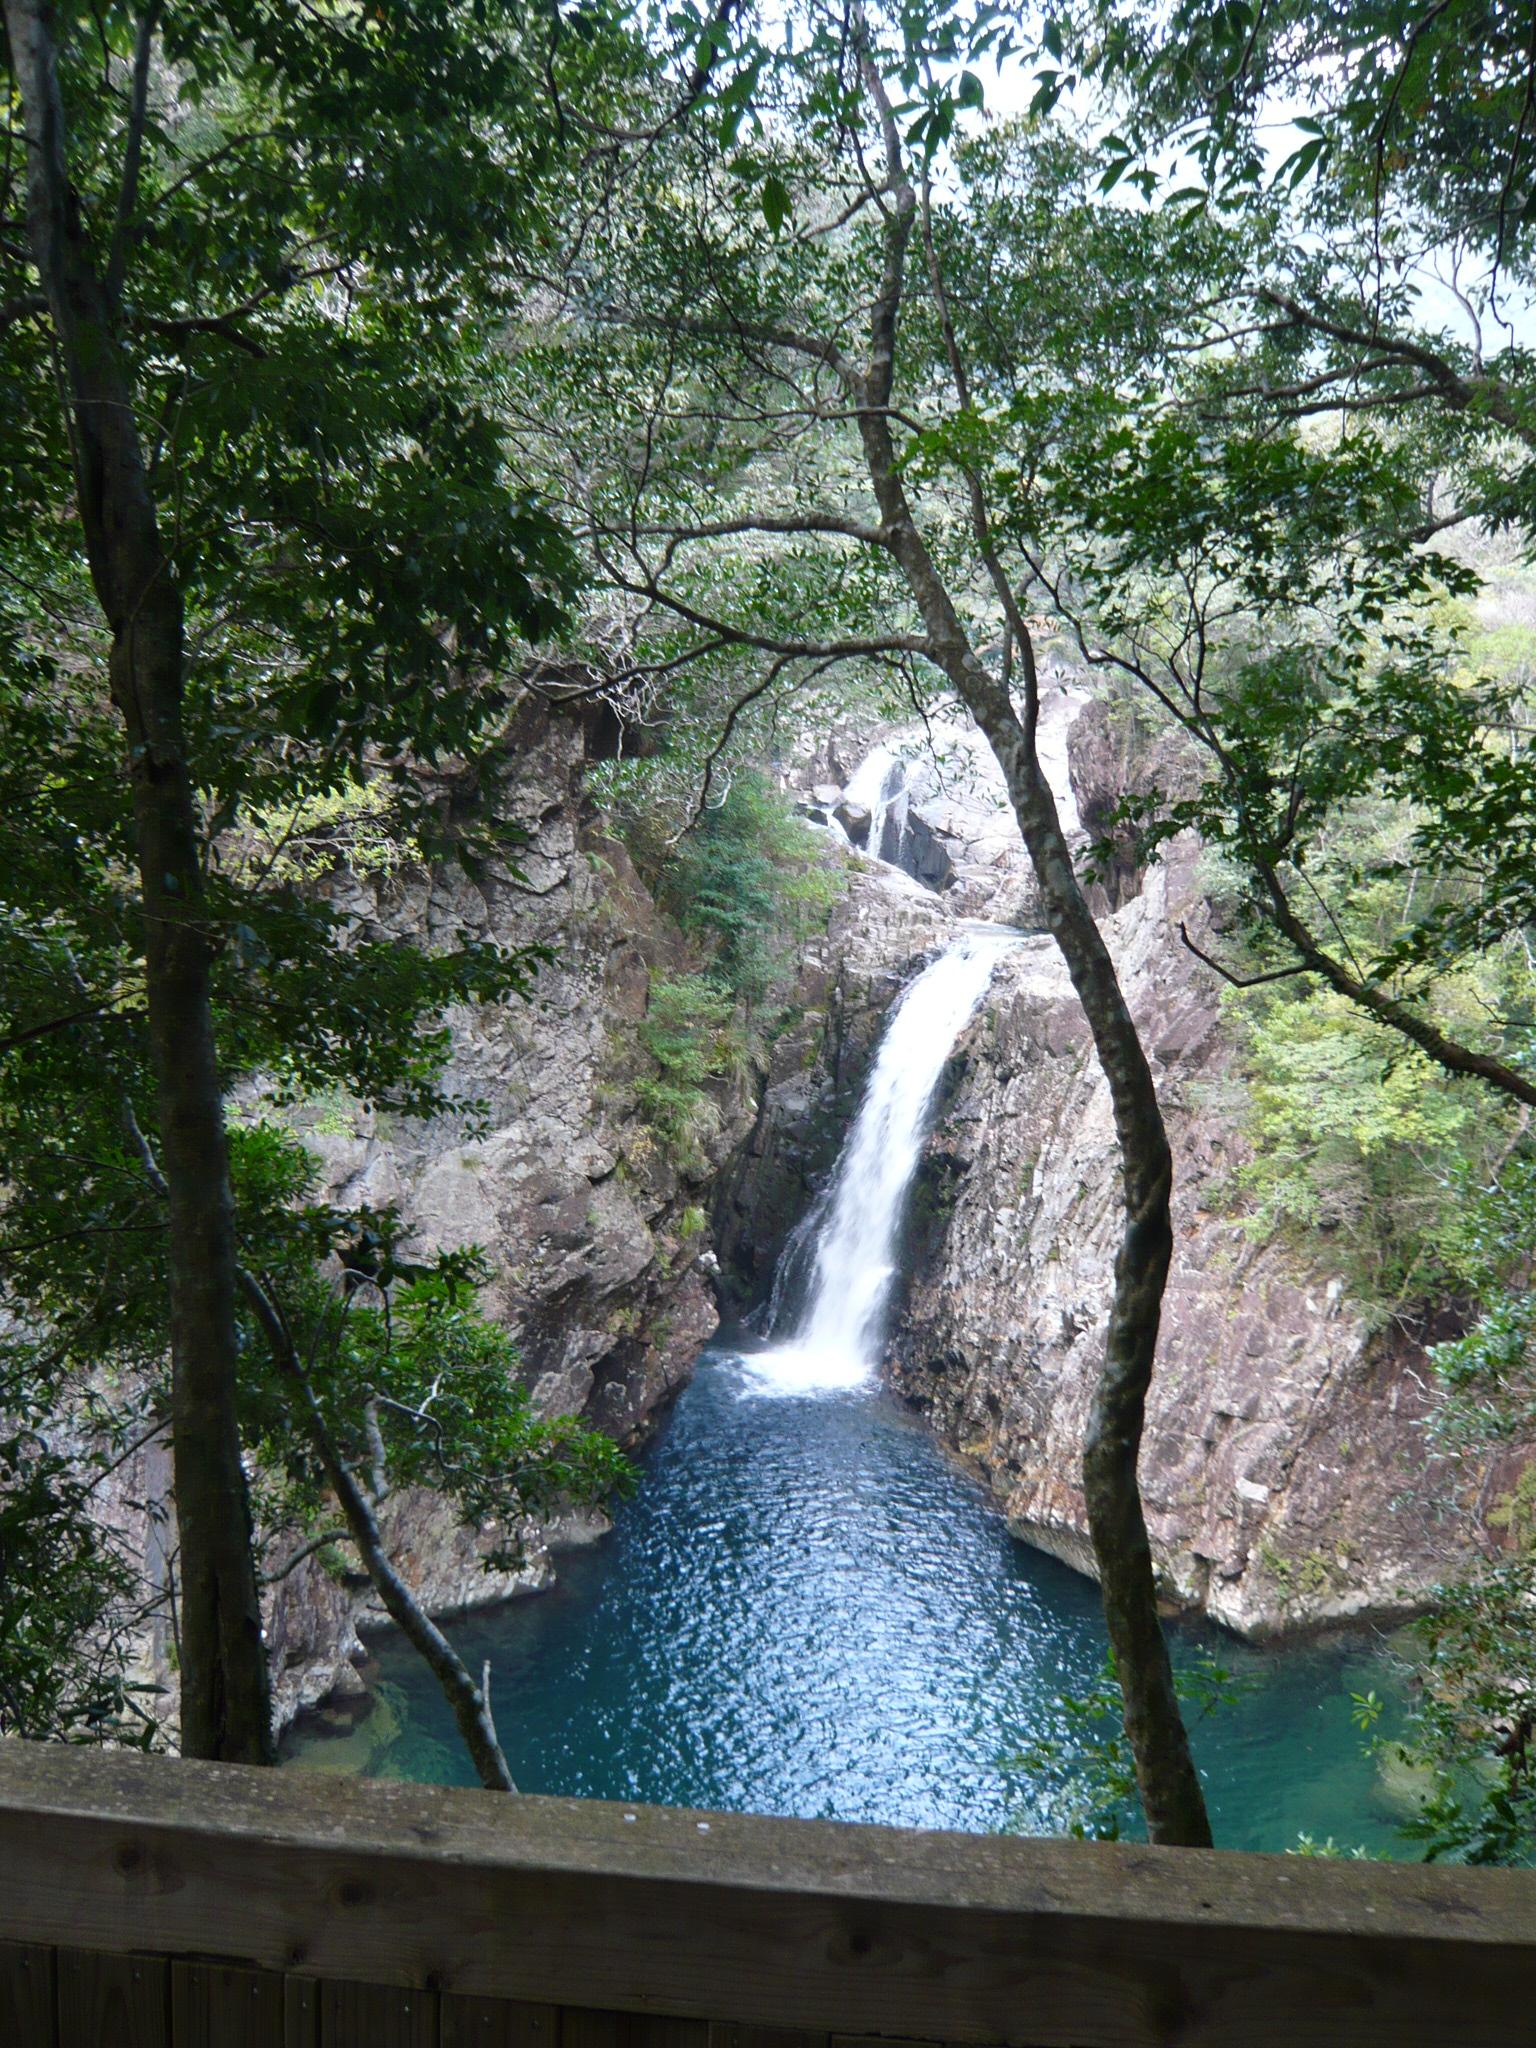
[737,1342,875,1397]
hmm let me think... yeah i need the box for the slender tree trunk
[8,0,272,1762]
[238,1272,517,1793]
[872,510,1213,1848]
[837,58,1210,1836]
[982,707,1209,1847]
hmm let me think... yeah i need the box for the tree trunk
[238,1271,517,1793]
[295,1416,518,1794]
[838,112,1210,1826]
[876,525,1213,1849]
[7,0,272,1763]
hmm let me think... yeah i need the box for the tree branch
[235,1263,517,1792]
[599,561,929,661]
[1254,864,1536,1108]
[1258,286,1536,446]
[105,0,161,303]
[1177,919,1310,988]
[630,511,891,548]
[684,648,845,833]
[0,1001,109,1053]
[260,1526,353,1586]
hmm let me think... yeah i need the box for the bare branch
[599,561,929,662]
[259,1526,353,1586]
[1177,919,1310,988]
[584,0,745,148]
[0,1001,109,1053]
[1258,286,1536,448]
[133,308,269,360]
[1254,862,1536,1108]
[630,511,891,548]
[235,1262,518,1792]
[105,0,161,303]
[120,1100,169,1200]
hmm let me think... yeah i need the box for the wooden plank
[564,2015,707,2048]
[832,2038,941,2048]
[0,1940,56,2047]
[6,1739,1532,1947]
[442,1997,558,2047]
[318,1979,437,2046]
[57,1947,168,2048]
[172,1961,285,2045]
[284,1977,319,2048]
[0,1744,1535,2046]
[710,2028,828,2048]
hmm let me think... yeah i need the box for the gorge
[7,0,1536,1930]
[285,888,1407,1851]
[275,680,1496,1848]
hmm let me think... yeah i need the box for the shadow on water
[284,1338,1410,1856]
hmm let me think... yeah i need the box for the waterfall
[746,926,1020,1395]
[840,744,908,864]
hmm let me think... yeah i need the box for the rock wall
[109,696,784,1738]
[743,680,1518,1636]
[305,697,739,1445]
[801,673,1087,922]
[256,697,778,1722]
[888,838,1485,1635]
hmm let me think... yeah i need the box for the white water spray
[840,744,908,864]
[745,926,1020,1395]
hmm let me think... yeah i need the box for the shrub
[665,774,837,1007]
[634,975,744,1165]
[1226,980,1522,1313]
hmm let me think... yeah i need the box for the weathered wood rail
[0,1743,1532,2047]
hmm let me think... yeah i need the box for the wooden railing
[0,1741,1532,2046]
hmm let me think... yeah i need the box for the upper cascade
[816,681,1088,914]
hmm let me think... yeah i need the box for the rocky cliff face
[256,696,781,1723]
[97,696,780,1737]
[125,667,1523,1739]
[739,679,1517,1636]
[305,698,736,1446]
[887,838,1482,1636]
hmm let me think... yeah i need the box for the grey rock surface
[305,697,747,1442]
[121,697,764,1739]
[760,679,1524,1633]
[810,674,1089,920]
[887,839,1486,1634]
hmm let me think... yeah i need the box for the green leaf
[760,172,792,233]
[1277,135,1329,189]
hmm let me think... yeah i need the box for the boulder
[834,798,872,847]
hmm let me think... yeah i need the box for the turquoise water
[284,1339,1410,1854]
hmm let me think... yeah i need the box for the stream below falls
[285,924,1412,1851]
